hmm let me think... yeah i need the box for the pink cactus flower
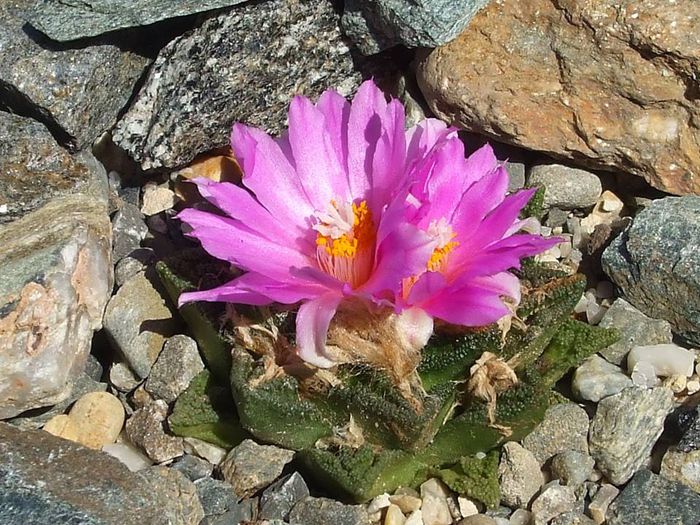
[178,80,447,367]
[398,140,560,330]
[178,80,558,369]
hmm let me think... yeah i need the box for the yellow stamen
[427,236,459,272]
[314,199,376,287]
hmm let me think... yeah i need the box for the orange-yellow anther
[427,237,459,272]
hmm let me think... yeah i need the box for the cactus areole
[177,80,558,378]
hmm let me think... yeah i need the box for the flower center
[402,218,458,299]
[425,218,459,273]
[313,200,375,288]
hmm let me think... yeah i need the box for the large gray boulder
[0,113,112,419]
[602,196,700,345]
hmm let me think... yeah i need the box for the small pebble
[125,400,184,463]
[456,496,479,518]
[183,437,227,465]
[627,344,695,378]
[141,183,177,216]
[67,391,125,449]
[171,454,213,481]
[391,494,422,514]
[587,483,619,524]
[420,478,452,525]
[368,493,392,514]
[405,510,424,525]
[530,481,577,524]
[102,441,153,472]
[43,414,81,442]
[385,504,407,525]
[508,509,532,525]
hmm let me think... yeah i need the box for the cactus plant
[157,252,617,503]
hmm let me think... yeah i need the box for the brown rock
[416,0,700,195]
[125,400,184,463]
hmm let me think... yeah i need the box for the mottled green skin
[168,370,249,449]
[431,451,501,508]
[158,253,618,502]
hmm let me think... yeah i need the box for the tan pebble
[69,391,125,449]
[405,510,423,525]
[43,414,81,442]
[385,504,406,525]
[390,494,422,514]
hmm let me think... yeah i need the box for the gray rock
[138,466,204,525]
[194,477,238,517]
[602,197,700,345]
[528,164,602,210]
[113,0,361,171]
[260,472,310,521]
[498,441,544,508]
[522,403,590,465]
[0,1,148,150]
[589,386,674,485]
[458,516,497,525]
[145,335,204,403]
[597,298,673,366]
[606,470,700,525]
[201,498,257,525]
[571,355,633,402]
[549,451,595,487]
[171,454,213,482]
[0,422,190,524]
[0,113,112,419]
[125,400,184,463]
[109,361,141,392]
[84,354,104,382]
[103,270,178,379]
[114,248,155,287]
[546,208,570,229]
[111,203,148,263]
[7,374,107,431]
[27,0,249,41]
[289,496,371,525]
[551,511,596,525]
[530,481,577,525]
[219,439,295,499]
[659,448,700,493]
[341,0,490,55]
[677,408,700,453]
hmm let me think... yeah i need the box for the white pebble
[627,344,695,377]
[686,378,700,395]
[368,493,392,514]
[405,510,424,525]
[103,442,153,472]
[457,497,479,518]
[574,294,588,314]
[631,361,660,388]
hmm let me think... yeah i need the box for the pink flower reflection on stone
[177,80,558,375]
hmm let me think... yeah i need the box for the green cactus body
[431,451,501,509]
[328,368,457,451]
[230,347,338,450]
[168,370,249,449]
[298,446,426,502]
[156,256,232,380]
[159,253,618,502]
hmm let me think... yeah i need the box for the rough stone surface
[125,400,184,463]
[145,335,204,403]
[606,470,700,525]
[341,0,489,55]
[260,472,310,521]
[420,478,452,525]
[530,481,577,525]
[0,422,190,524]
[572,355,632,402]
[0,1,148,150]
[528,164,602,210]
[0,113,112,419]
[27,0,249,41]
[194,477,239,517]
[589,386,674,485]
[288,496,371,525]
[602,197,700,345]
[588,483,619,525]
[171,454,213,482]
[660,448,700,493]
[522,403,590,465]
[138,466,204,525]
[103,270,178,379]
[114,0,361,170]
[111,203,148,263]
[597,298,673,366]
[219,439,295,499]
[114,248,155,287]
[550,451,595,487]
[498,442,544,508]
[551,512,596,525]
[416,0,700,195]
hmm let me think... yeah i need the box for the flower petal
[178,208,311,281]
[316,89,351,180]
[190,178,302,247]
[287,95,349,207]
[179,271,326,307]
[295,293,342,368]
[346,80,388,198]
[231,123,314,230]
